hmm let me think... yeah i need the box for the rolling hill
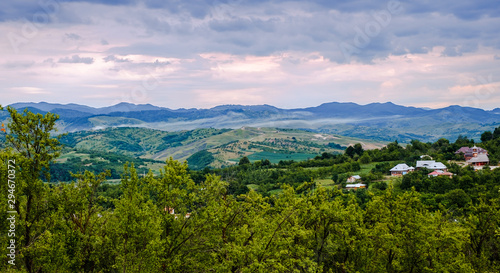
[58,127,386,169]
[3,101,500,143]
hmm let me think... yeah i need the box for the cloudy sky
[1,0,499,110]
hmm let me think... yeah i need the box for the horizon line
[4,101,498,112]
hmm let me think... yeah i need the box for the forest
[1,106,500,272]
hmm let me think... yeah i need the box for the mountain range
[2,101,499,143]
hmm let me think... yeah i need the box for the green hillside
[59,127,386,170]
[199,127,385,168]
[59,127,232,159]
[50,148,166,182]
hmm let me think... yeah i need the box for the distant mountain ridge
[301,102,428,117]
[2,101,500,143]
[7,101,167,115]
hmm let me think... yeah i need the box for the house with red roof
[456,146,490,166]
[428,170,454,178]
[455,146,488,161]
[466,153,490,166]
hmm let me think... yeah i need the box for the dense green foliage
[48,149,163,181]
[1,108,500,272]
[58,127,231,158]
[186,150,216,170]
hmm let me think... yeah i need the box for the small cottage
[390,163,415,176]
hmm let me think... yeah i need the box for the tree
[5,107,61,273]
[481,131,493,142]
[32,170,111,272]
[494,127,500,140]
[353,143,364,156]
[239,156,250,165]
[303,188,368,272]
[464,197,500,271]
[108,164,162,272]
[364,188,471,272]
[359,153,371,164]
[345,146,356,158]
[456,134,474,146]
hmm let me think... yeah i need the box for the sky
[0,0,499,110]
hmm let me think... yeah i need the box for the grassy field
[267,189,283,195]
[354,161,399,176]
[315,178,337,190]
[56,151,93,163]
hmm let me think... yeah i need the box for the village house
[428,170,454,178]
[455,146,488,161]
[390,163,415,176]
[466,153,490,166]
[416,160,448,171]
[345,183,366,190]
[346,175,361,183]
[456,146,490,167]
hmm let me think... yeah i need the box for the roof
[416,160,447,170]
[350,175,361,180]
[390,163,411,172]
[428,170,454,176]
[455,147,470,154]
[345,183,366,188]
[467,153,489,163]
[455,146,488,154]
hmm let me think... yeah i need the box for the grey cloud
[153,59,170,66]
[58,55,94,64]
[441,46,463,57]
[495,55,500,60]
[208,17,278,33]
[139,14,171,33]
[3,0,500,23]
[65,33,81,40]
[0,0,51,22]
[43,58,57,67]
[61,0,135,5]
[181,1,498,63]
[3,61,35,68]
[6,0,497,65]
[103,55,130,62]
[119,58,171,69]
[402,0,500,20]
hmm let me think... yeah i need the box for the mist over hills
[2,101,500,143]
